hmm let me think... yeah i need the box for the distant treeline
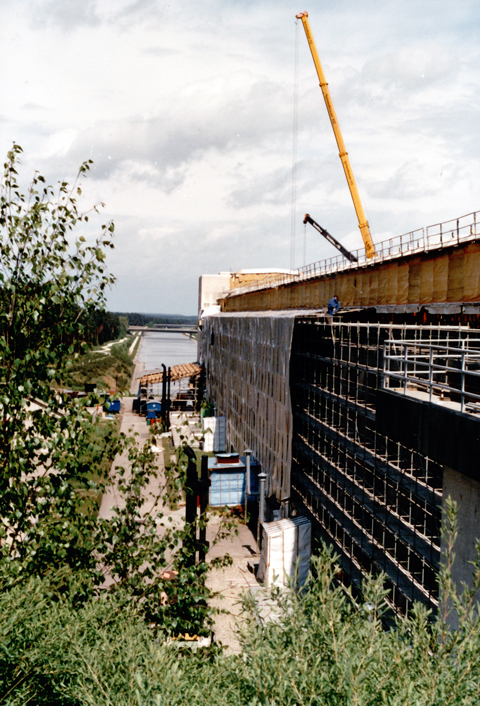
[113,312,197,327]
[84,308,127,346]
[81,311,197,347]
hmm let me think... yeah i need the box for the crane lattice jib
[296,11,377,259]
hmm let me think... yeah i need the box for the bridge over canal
[128,325,197,337]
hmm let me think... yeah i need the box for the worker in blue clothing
[328,294,340,316]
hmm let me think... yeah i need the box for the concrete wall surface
[442,465,480,628]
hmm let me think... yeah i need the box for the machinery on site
[303,213,358,263]
[296,11,377,259]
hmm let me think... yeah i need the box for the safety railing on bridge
[226,210,480,298]
[382,337,480,415]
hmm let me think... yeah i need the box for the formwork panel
[419,259,434,304]
[368,270,379,307]
[408,259,421,303]
[433,255,449,302]
[383,262,398,304]
[447,252,465,302]
[356,270,368,306]
[378,266,389,305]
[397,263,409,304]
[340,273,355,307]
[463,244,480,301]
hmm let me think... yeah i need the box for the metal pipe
[161,364,167,428]
[244,449,253,522]
[257,471,267,548]
[167,366,171,429]
[245,449,253,497]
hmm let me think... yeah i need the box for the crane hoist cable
[290,18,300,270]
[296,11,377,259]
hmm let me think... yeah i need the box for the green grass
[61,337,136,392]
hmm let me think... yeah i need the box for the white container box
[257,516,311,588]
[202,416,226,453]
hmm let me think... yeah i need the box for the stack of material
[257,516,311,588]
[137,362,201,385]
[202,416,226,453]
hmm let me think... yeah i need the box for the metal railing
[383,338,480,414]
[227,210,480,299]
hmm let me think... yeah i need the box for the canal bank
[116,333,262,651]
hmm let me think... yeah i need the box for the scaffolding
[290,320,477,617]
[383,338,480,414]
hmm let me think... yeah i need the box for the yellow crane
[296,11,376,259]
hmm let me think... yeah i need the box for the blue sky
[1,0,479,314]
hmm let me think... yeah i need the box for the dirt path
[98,398,262,652]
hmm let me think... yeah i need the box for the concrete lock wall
[219,241,480,314]
[442,465,480,629]
[199,312,297,501]
[199,306,480,618]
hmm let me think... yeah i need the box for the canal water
[137,332,198,370]
[134,332,198,399]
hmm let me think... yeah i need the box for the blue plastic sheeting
[208,457,246,507]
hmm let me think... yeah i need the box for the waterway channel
[136,332,198,370]
[133,332,199,398]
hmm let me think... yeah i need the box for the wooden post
[183,447,211,564]
[198,455,210,562]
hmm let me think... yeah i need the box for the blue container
[104,398,121,413]
[145,401,162,418]
[208,457,246,507]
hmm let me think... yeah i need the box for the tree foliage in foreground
[2,511,480,705]
[0,146,219,638]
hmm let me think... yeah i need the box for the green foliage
[0,575,156,705]
[0,146,217,640]
[62,336,135,391]
[82,308,126,346]
[0,144,115,394]
[3,518,480,705]
[0,144,116,590]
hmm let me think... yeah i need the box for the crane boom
[296,11,376,259]
[303,214,358,263]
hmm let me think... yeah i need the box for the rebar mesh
[289,320,470,616]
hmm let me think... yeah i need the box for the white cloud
[0,0,479,313]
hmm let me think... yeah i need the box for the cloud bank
[0,0,479,313]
